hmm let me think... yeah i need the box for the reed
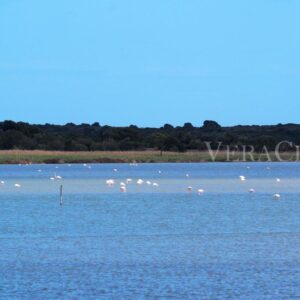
[0,150,297,164]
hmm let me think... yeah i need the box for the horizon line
[0,119,299,129]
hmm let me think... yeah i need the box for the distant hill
[0,120,299,152]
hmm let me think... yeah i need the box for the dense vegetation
[0,120,300,152]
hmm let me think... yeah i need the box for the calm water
[0,163,300,299]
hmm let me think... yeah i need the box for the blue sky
[0,0,299,127]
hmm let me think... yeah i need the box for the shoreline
[0,150,298,164]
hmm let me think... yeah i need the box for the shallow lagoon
[1,163,300,299]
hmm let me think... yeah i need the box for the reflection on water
[1,163,300,299]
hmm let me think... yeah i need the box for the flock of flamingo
[105,178,160,193]
[238,175,281,199]
[0,164,283,199]
[103,167,282,199]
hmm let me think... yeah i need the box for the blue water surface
[0,163,300,299]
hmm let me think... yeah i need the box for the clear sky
[0,0,299,127]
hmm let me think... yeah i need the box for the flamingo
[249,188,255,193]
[106,179,115,187]
[14,184,21,188]
[197,189,205,194]
[239,175,246,181]
[273,193,281,200]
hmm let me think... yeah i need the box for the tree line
[0,120,299,152]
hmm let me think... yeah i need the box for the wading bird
[197,189,204,194]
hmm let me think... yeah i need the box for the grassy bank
[0,150,298,164]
